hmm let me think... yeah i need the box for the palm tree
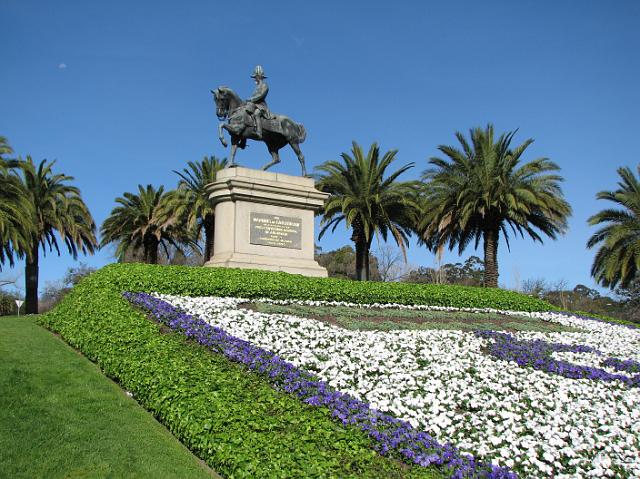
[15,157,97,313]
[101,184,197,264]
[587,165,640,289]
[0,137,32,268]
[419,125,572,288]
[316,142,418,281]
[172,156,228,263]
[0,136,13,164]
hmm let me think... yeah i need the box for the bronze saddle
[234,108,285,136]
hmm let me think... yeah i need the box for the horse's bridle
[215,90,229,121]
[215,89,244,123]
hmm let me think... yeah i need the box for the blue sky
[1,0,639,295]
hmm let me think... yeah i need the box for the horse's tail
[280,117,307,144]
[297,123,307,144]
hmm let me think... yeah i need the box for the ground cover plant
[240,302,578,333]
[54,262,556,311]
[160,293,640,478]
[0,316,216,479]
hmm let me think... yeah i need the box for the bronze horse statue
[211,87,308,176]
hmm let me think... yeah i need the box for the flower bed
[126,292,515,479]
[159,294,640,479]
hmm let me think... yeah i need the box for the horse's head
[211,87,229,120]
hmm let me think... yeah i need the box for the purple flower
[602,357,640,374]
[475,330,640,387]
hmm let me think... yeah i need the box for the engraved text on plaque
[250,212,302,249]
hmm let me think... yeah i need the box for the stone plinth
[205,167,329,277]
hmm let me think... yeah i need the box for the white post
[15,299,24,317]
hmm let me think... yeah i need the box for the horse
[211,86,308,176]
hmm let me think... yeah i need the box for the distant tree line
[316,247,638,323]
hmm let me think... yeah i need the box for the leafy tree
[101,184,197,265]
[172,156,228,263]
[616,277,639,322]
[316,142,418,280]
[315,245,381,280]
[587,165,640,289]
[15,157,97,313]
[39,262,97,312]
[541,281,631,321]
[441,256,484,286]
[0,289,21,316]
[419,124,571,287]
[63,262,97,287]
[404,256,484,286]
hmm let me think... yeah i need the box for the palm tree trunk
[365,237,373,281]
[365,249,370,281]
[25,243,39,314]
[204,214,215,263]
[354,240,366,281]
[144,236,159,264]
[351,219,366,281]
[483,227,499,288]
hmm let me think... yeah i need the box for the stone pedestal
[205,167,329,277]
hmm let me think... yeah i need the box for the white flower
[156,293,640,479]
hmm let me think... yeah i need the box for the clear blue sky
[1,0,639,295]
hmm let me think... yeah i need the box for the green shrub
[40,263,454,479]
[0,290,19,316]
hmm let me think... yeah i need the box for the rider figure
[246,65,270,139]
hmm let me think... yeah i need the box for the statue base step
[206,252,327,277]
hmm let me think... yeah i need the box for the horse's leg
[262,144,281,171]
[290,142,307,177]
[229,138,239,167]
[218,123,228,147]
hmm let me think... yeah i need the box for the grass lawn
[0,315,218,479]
[242,302,579,333]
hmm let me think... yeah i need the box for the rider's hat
[251,65,267,79]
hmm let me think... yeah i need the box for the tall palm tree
[587,165,640,289]
[316,142,418,281]
[16,157,97,313]
[0,137,32,268]
[172,156,228,263]
[419,125,571,288]
[101,184,197,264]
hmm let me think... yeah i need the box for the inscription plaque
[250,212,302,249]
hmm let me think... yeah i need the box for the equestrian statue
[212,65,308,176]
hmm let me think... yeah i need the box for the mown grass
[244,302,580,333]
[0,316,217,479]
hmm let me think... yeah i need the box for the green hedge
[67,263,557,311]
[40,263,453,479]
